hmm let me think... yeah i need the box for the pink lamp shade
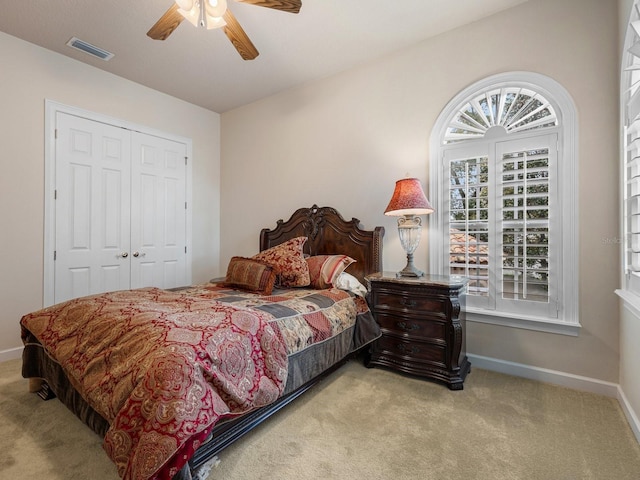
[384,178,434,216]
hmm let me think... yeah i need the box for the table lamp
[384,178,434,277]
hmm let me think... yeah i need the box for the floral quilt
[20,283,365,480]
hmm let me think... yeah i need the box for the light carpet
[1,356,639,479]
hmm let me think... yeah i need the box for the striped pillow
[223,257,278,295]
[306,255,356,289]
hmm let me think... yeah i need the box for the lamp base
[396,253,424,278]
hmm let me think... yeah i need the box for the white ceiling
[0,0,528,113]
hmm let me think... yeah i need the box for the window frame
[429,72,580,336]
[619,1,640,311]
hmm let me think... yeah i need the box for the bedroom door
[53,112,188,304]
[54,113,132,303]
[130,132,187,289]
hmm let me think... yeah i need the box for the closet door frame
[43,100,193,307]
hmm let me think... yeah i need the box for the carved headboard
[259,205,384,284]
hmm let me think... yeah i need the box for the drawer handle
[397,321,420,332]
[400,298,417,307]
[397,343,420,355]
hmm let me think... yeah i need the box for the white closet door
[130,132,187,289]
[54,113,131,304]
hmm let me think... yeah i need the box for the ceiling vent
[66,37,114,61]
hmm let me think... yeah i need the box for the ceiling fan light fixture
[149,0,301,60]
[175,0,194,9]
[178,10,199,28]
[176,0,226,30]
[204,16,227,30]
[205,0,227,18]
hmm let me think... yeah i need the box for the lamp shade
[384,178,434,216]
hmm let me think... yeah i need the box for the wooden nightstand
[364,272,470,390]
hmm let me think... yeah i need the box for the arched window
[429,72,579,335]
[444,86,558,143]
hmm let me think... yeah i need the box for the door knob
[118,252,129,258]
[133,251,146,258]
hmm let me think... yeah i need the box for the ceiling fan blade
[147,4,184,40]
[234,0,301,14]
[223,9,259,60]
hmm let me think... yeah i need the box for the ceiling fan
[147,0,302,61]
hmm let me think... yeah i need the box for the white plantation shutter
[444,87,558,143]
[496,136,558,318]
[447,152,491,310]
[444,134,558,318]
[623,4,640,294]
[431,72,578,332]
[627,124,640,275]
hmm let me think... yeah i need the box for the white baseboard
[468,353,640,444]
[0,346,23,363]
[467,353,619,397]
[618,386,640,444]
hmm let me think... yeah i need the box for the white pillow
[334,272,368,297]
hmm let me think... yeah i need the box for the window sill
[616,288,640,318]
[464,307,581,336]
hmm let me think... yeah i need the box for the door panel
[54,114,187,303]
[130,132,187,289]
[55,113,131,304]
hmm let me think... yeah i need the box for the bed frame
[259,205,383,284]
[188,205,384,474]
[24,205,384,480]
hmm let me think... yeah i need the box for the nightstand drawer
[375,312,446,341]
[374,335,446,365]
[374,291,447,316]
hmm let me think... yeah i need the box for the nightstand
[364,272,470,390]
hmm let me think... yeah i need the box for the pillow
[223,256,278,295]
[334,272,368,297]
[306,254,356,289]
[252,237,310,287]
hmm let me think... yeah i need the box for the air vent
[66,37,114,61]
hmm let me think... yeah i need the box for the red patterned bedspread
[20,284,364,480]
[185,283,370,355]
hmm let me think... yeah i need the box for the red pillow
[252,237,311,287]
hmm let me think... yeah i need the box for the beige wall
[0,32,221,360]
[0,0,626,389]
[221,0,620,382]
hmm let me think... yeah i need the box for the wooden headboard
[259,205,384,284]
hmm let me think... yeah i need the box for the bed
[20,205,384,480]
